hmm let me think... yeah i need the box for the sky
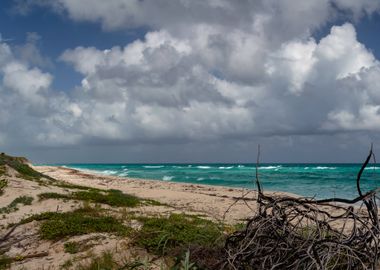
[1,0,380,163]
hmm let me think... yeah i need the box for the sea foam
[197,166,211,169]
[162,176,174,181]
[315,166,336,170]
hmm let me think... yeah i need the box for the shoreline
[33,165,292,223]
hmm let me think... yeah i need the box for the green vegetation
[39,189,140,207]
[77,252,117,270]
[38,192,70,200]
[64,241,80,254]
[135,213,223,255]
[61,259,73,269]
[0,256,12,270]
[0,165,5,176]
[0,153,47,181]
[0,179,7,196]
[72,250,199,270]
[0,196,33,214]
[75,189,140,207]
[54,182,102,192]
[177,250,197,270]
[20,208,130,240]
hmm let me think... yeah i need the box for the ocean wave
[143,165,164,169]
[197,166,211,169]
[197,177,204,181]
[365,166,380,170]
[101,170,118,174]
[119,172,129,177]
[260,166,282,170]
[237,165,245,168]
[163,176,173,181]
[219,166,233,169]
[315,166,336,170]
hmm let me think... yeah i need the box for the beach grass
[38,188,165,207]
[38,189,140,207]
[0,179,7,196]
[76,251,117,270]
[135,213,223,255]
[19,207,130,240]
[0,256,12,270]
[0,196,33,214]
[64,241,80,254]
[0,153,46,181]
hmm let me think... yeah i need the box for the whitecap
[197,177,205,181]
[144,165,164,169]
[219,166,233,169]
[260,166,282,170]
[163,176,174,181]
[101,170,118,174]
[315,166,336,170]
[365,166,380,170]
[197,166,211,169]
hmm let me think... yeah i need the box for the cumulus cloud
[0,38,80,147]
[2,0,380,161]
[14,32,53,68]
[55,22,380,143]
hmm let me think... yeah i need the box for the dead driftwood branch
[223,146,380,270]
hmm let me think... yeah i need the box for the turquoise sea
[53,163,380,199]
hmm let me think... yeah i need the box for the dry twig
[222,146,380,270]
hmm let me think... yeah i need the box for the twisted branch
[222,146,380,270]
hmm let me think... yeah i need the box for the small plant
[119,256,153,270]
[61,259,73,269]
[0,256,12,270]
[0,165,6,176]
[20,208,130,240]
[64,241,80,254]
[0,179,8,196]
[38,189,141,207]
[77,251,117,270]
[180,250,197,270]
[38,192,70,200]
[0,196,34,214]
[54,182,102,192]
[135,213,223,255]
[74,189,140,207]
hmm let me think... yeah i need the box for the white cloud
[2,1,380,161]
[14,32,53,68]
[316,23,376,79]
[266,39,317,94]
